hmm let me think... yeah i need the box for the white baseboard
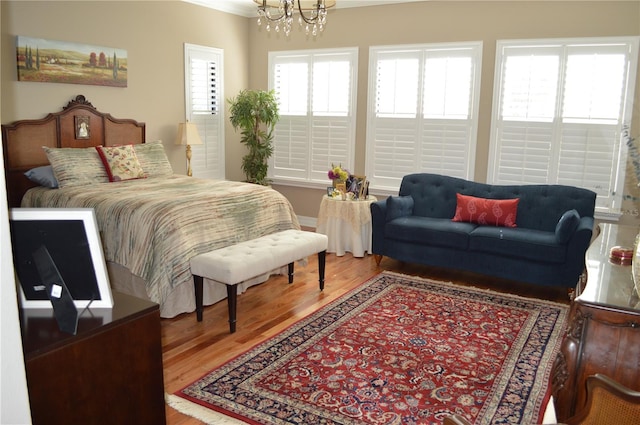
[297,215,317,229]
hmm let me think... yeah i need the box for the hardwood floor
[162,250,570,424]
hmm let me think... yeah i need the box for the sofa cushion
[469,226,565,263]
[386,195,414,222]
[385,216,476,250]
[452,193,519,228]
[555,209,580,243]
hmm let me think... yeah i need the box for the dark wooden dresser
[552,223,640,421]
[20,291,166,425]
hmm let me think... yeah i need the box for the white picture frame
[9,208,113,309]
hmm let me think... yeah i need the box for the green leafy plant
[228,89,280,185]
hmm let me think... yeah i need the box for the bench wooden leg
[318,250,326,291]
[193,275,204,322]
[288,262,294,283]
[226,284,238,333]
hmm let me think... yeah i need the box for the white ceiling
[184,0,428,18]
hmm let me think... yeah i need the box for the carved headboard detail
[2,95,146,207]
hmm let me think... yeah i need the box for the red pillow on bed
[96,145,146,182]
[452,193,519,228]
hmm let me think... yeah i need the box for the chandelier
[254,0,336,36]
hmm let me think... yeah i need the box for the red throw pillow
[452,193,519,227]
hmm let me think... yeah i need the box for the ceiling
[184,0,428,18]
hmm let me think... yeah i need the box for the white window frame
[365,42,483,194]
[183,43,225,180]
[488,36,639,219]
[268,47,358,187]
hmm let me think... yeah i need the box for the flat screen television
[9,208,113,309]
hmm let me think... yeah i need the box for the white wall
[1,4,34,422]
[0,50,32,425]
[0,146,31,424]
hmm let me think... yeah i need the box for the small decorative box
[610,246,633,265]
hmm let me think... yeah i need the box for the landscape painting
[16,36,127,87]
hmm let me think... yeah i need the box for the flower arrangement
[328,163,349,182]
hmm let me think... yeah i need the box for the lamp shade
[175,122,203,146]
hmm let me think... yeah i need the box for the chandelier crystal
[254,0,336,36]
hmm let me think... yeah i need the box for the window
[184,43,224,180]
[489,37,639,217]
[268,48,358,185]
[366,42,483,192]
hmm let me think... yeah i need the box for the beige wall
[0,1,33,420]
[249,1,640,224]
[1,0,250,180]
[1,1,640,225]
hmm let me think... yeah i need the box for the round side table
[315,195,377,257]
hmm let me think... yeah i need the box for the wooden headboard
[2,95,146,207]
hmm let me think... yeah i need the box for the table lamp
[175,121,203,177]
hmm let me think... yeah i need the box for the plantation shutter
[491,48,561,184]
[184,43,224,180]
[489,38,639,215]
[366,43,482,191]
[369,51,421,189]
[269,48,357,184]
[421,51,478,179]
[558,44,628,211]
[272,58,309,180]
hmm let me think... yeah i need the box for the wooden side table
[21,291,166,425]
[552,223,640,422]
[316,195,377,257]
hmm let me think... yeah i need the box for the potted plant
[228,89,280,185]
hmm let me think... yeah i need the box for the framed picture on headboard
[75,115,90,139]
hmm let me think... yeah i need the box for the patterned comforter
[21,175,300,308]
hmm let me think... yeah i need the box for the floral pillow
[96,145,146,182]
[452,193,519,228]
[43,146,110,188]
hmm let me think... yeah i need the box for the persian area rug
[167,271,568,424]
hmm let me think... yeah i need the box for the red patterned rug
[168,271,568,424]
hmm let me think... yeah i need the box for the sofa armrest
[575,215,595,236]
[571,216,595,247]
[370,200,387,255]
[371,200,387,227]
[564,215,595,279]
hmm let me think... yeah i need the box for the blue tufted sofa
[370,173,597,289]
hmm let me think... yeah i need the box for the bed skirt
[106,262,288,319]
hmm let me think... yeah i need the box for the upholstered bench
[190,229,328,333]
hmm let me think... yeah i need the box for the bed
[2,95,300,318]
